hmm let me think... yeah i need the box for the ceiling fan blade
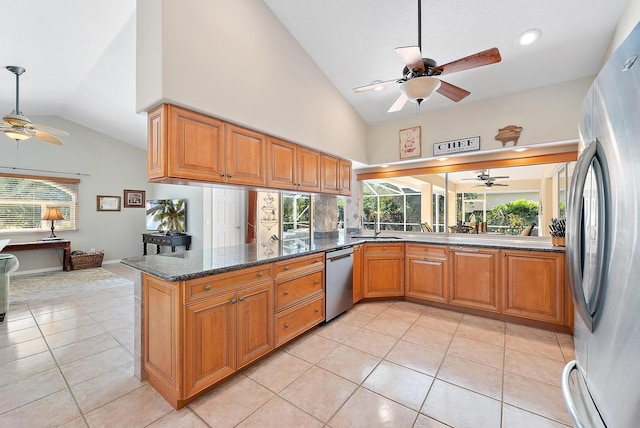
[490,176,510,179]
[433,47,501,76]
[352,79,398,93]
[395,46,425,73]
[30,123,69,136]
[387,93,408,112]
[436,80,471,102]
[34,130,64,145]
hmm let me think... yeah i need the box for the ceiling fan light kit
[1,65,68,146]
[400,76,441,104]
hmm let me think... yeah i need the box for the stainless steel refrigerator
[562,21,640,428]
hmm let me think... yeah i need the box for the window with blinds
[0,173,80,232]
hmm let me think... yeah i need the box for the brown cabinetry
[143,264,273,408]
[363,243,405,298]
[149,103,350,194]
[352,244,363,303]
[224,124,267,186]
[320,154,352,196]
[405,244,448,303]
[273,253,325,347]
[501,250,565,324]
[448,246,501,312]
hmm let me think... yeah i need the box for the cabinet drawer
[364,242,404,256]
[405,244,447,259]
[274,253,324,278]
[275,294,325,347]
[185,265,273,303]
[275,270,324,311]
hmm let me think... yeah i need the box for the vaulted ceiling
[0,1,629,152]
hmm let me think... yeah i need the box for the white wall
[367,77,591,165]
[0,116,150,272]
[136,0,369,164]
[604,3,640,61]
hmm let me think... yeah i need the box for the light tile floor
[0,264,576,427]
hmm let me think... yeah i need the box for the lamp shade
[42,207,65,221]
[400,76,441,104]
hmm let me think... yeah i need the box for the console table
[1,240,71,271]
[142,233,191,255]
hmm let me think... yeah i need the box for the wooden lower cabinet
[143,266,274,409]
[405,244,448,303]
[448,246,501,312]
[363,243,405,298]
[184,292,236,398]
[352,244,363,303]
[275,294,325,347]
[502,250,565,324]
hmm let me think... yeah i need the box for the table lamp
[42,208,64,239]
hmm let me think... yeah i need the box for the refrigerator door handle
[562,360,607,428]
[567,140,608,332]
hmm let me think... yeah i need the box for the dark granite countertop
[121,231,564,282]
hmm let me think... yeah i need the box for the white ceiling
[0,1,629,153]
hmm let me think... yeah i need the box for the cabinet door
[225,124,267,186]
[296,146,321,192]
[321,154,340,194]
[449,247,500,312]
[405,254,448,303]
[502,250,564,324]
[266,137,296,190]
[184,292,237,397]
[168,105,225,182]
[237,282,274,368]
[339,159,352,196]
[363,256,405,298]
[352,244,363,303]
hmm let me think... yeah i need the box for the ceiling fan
[352,0,502,112]
[464,169,509,187]
[1,66,68,146]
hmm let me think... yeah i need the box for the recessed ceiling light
[516,28,542,46]
[513,147,529,152]
[381,164,389,167]
[438,157,449,161]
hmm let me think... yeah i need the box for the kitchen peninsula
[122,232,569,409]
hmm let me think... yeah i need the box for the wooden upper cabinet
[224,124,266,187]
[502,250,565,324]
[169,105,225,182]
[449,246,501,312]
[296,146,321,192]
[267,137,297,190]
[339,158,352,196]
[321,154,340,194]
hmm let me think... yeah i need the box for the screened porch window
[0,174,79,233]
[363,180,421,232]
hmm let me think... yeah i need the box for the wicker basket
[552,236,566,247]
[70,251,104,270]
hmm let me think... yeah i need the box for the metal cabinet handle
[231,298,236,304]
[284,323,289,328]
[258,272,263,277]
[383,247,387,251]
[221,173,226,177]
[284,290,289,295]
[228,174,233,178]
[284,266,289,270]
[239,296,244,302]
[314,280,319,284]
[314,308,319,313]
[315,259,320,263]
[205,285,212,291]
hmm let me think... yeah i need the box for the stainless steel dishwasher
[325,246,354,322]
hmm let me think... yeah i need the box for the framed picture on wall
[124,189,145,208]
[96,195,121,212]
[399,126,421,159]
